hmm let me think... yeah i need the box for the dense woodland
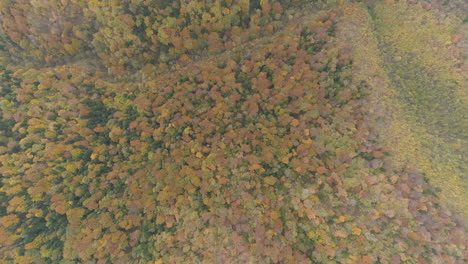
[0,0,466,263]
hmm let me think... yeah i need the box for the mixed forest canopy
[0,0,466,263]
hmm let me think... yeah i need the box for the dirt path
[337,2,467,217]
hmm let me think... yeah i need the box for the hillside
[339,0,467,218]
[0,1,466,263]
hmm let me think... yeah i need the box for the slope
[0,2,466,264]
[338,0,467,217]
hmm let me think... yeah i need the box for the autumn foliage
[0,1,466,264]
[0,0,310,74]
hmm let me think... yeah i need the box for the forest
[0,0,466,263]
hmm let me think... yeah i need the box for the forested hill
[0,1,466,263]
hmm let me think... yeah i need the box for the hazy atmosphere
[0,0,466,263]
